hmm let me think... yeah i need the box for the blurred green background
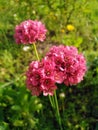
[0,0,98,130]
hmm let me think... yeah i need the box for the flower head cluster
[26,59,57,96]
[46,45,87,86]
[26,45,87,96]
[14,20,47,44]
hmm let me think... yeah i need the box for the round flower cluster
[46,45,87,86]
[26,45,87,96]
[26,59,57,96]
[14,20,47,44]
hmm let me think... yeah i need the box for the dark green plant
[0,78,43,130]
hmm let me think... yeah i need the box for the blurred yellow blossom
[61,29,65,33]
[66,24,75,31]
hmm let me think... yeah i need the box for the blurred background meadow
[0,0,98,129]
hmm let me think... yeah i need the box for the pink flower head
[26,59,56,96]
[14,20,47,44]
[46,45,87,86]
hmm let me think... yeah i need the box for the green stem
[49,95,56,109]
[54,91,63,130]
[49,95,54,108]
[51,95,55,108]
[33,43,40,61]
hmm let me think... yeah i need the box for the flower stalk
[33,43,40,61]
[49,91,63,130]
[54,91,63,130]
[49,95,55,108]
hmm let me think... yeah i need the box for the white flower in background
[59,92,65,99]
[23,46,30,51]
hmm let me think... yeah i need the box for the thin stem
[33,43,40,61]
[49,95,54,108]
[51,95,55,108]
[54,91,63,130]
[49,95,56,109]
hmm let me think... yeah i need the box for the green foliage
[0,0,98,51]
[0,0,98,129]
[0,78,43,130]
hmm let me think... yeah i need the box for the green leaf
[11,105,21,111]
[13,120,24,127]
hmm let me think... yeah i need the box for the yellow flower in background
[66,24,75,31]
[61,29,65,33]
